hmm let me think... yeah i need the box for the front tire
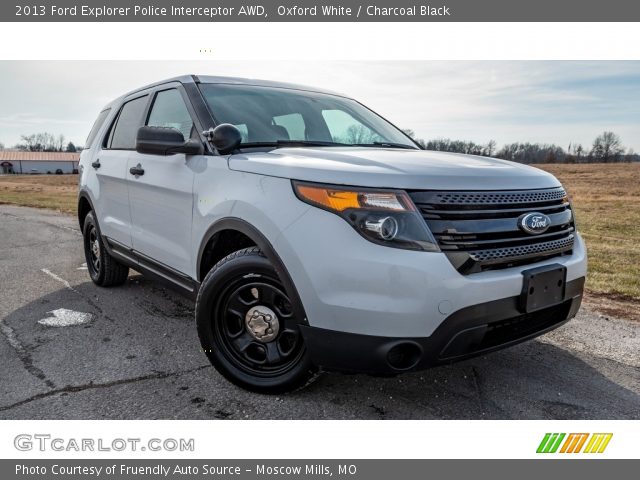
[82,211,129,287]
[196,247,318,393]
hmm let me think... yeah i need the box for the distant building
[0,151,80,174]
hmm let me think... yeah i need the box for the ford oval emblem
[519,212,551,235]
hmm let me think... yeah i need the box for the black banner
[4,459,639,480]
[4,0,640,22]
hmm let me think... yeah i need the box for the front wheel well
[199,229,257,281]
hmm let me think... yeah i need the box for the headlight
[292,181,439,252]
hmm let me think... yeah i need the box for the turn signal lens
[295,185,360,212]
[294,183,413,213]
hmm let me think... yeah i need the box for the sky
[0,61,638,151]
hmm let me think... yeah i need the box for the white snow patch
[38,308,92,327]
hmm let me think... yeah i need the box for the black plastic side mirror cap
[136,126,204,156]
[205,124,242,155]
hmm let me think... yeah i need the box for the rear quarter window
[84,108,111,149]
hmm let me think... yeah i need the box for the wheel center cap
[245,306,279,343]
[92,240,100,257]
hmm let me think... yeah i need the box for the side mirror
[136,126,204,156]
[205,124,242,155]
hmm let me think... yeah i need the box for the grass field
[538,163,640,304]
[0,174,77,214]
[1,164,639,306]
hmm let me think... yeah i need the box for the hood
[228,147,561,190]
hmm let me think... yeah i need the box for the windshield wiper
[355,141,419,150]
[240,140,349,148]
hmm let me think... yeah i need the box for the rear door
[93,95,149,247]
[126,86,198,275]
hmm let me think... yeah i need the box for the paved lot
[0,205,638,420]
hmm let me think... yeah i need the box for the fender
[197,217,308,324]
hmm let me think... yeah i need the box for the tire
[196,247,318,393]
[83,211,129,287]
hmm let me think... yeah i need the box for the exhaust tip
[386,342,422,370]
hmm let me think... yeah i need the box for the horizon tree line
[404,130,637,163]
[0,132,78,152]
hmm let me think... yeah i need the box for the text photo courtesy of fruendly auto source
[0,61,638,420]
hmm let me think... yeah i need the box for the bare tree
[495,142,566,164]
[343,125,380,144]
[404,129,424,147]
[402,129,426,148]
[402,129,416,138]
[425,138,498,157]
[484,140,497,157]
[15,132,67,152]
[590,131,625,162]
[55,134,66,152]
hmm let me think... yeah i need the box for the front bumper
[301,277,584,375]
[275,205,588,338]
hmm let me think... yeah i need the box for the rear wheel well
[199,229,257,281]
[78,196,92,231]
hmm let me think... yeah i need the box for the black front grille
[432,189,568,205]
[409,187,575,274]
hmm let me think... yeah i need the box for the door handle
[91,160,100,169]
[129,164,145,176]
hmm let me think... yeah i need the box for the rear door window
[109,95,149,149]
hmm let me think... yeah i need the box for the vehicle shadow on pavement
[1,276,638,420]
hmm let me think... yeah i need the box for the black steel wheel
[196,247,318,393]
[82,211,129,287]
[87,223,101,274]
[217,279,304,375]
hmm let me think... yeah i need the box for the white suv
[78,75,587,392]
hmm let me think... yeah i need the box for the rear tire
[196,247,318,393]
[83,211,129,287]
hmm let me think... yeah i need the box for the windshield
[199,83,418,149]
